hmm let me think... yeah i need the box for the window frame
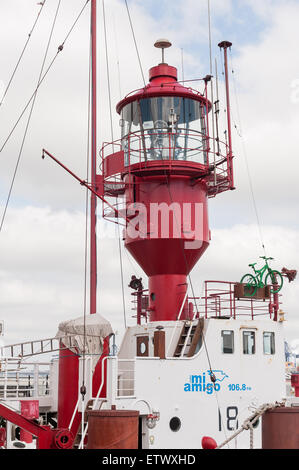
[242,330,256,355]
[221,330,234,354]
[263,331,275,355]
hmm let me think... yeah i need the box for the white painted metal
[111,318,286,449]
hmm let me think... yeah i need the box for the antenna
[154,38,172,64]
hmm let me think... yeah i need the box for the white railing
[117,359,135,398]
[77,356,136,449]
[0,359,52,400]
[78,356,109,449]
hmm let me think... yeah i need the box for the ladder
[174,318,204,358]
[72,399,93,449]
[72,398,105,449]
[0,334,95,359]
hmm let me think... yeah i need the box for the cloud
[0,0,298,351]
[0,206,298,348]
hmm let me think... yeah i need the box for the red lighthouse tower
[101,39,234,323]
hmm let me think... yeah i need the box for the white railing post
[33,363,39,398]
[106,356,117,408]
[78,356,109,449]
[4,359,7,400]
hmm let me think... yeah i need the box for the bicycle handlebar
[259,256,274,261]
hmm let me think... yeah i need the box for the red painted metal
[202,280,277,320]
[92,336,109,398]
[20,400,39,443]
[0,427,6,447]
[103,150,125,178]
[57,337,110,440]
[57,343,79,431]
[116,64,211,114]
[90,0,97,315]
[99,50,236,323]
[291,373,299,397]
[42,149,131,224]
[201,436,217,449]
[53,428,73,449]
[124,174,209,321]
[0,403,53,449]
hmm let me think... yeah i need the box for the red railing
[188,280,280,321]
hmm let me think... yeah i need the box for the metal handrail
[78,356,109,449]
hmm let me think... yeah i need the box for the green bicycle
[240,256,283,298]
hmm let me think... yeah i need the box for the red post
[291,373,299,397]
[218,41,234,189]
[90,0,97,314]
[20,400,39,443]
[137,290,142,325]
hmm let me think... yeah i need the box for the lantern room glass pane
[121,97,208,165]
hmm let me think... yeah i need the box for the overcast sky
[0,0,298,354]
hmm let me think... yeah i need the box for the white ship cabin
[0,281,289,449]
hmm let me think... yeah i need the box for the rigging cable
[0,0,91,154]
[0,1,46,107]
[229,50,267,256]
[103,0,127,328]
[0,0,62,234]
[112,14,122,100]
[124,0,146,87]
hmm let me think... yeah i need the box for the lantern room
[98,39,235,322]
[116,48,212,172]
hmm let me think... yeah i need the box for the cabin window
[221,330,234,354]
[263,332,275,355]
[243,331,255,355]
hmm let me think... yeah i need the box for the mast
[90,0,97,314]
[218,40,234,190]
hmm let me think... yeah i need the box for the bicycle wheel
[265,270,283,294]
[240,274,258,297]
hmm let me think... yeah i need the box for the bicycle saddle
[249,263,257,268]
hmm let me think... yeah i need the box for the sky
[0,0,298,356]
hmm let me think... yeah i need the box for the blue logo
[184,370,229,395]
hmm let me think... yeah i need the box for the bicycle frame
[251,261,271,287]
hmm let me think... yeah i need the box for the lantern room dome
[116,61,211,115]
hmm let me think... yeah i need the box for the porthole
[169,417,181,432]
[150,292,156,301]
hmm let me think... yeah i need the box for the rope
[216,400,286,449]
[0,0,62,235]
[0,1,46,107]
[112,14,122,100]
[124,0,146,87]
[0,0,90,154]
